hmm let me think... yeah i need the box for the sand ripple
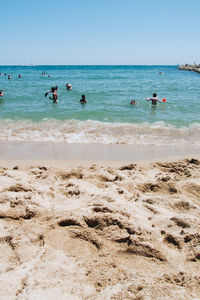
[0,159,200,299]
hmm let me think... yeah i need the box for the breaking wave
[0,119,200,145]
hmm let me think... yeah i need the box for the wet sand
[1,141,200,167]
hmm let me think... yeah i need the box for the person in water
[130,99,136,105]
[65,83,72,90]
[146,93,161,105]
[45,86,58,103]
[0,89,4,97]
[80,94,87,103]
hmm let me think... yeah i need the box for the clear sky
[1,0,200,65]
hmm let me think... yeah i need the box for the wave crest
[0,119,200,145]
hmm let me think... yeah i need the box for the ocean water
[0,65,200,145]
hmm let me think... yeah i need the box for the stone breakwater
[178,64,200,73]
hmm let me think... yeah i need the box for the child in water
[45,86,58,103]
[80,94,87,104]
[146,93,161,105]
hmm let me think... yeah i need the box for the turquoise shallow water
[0,65,200,145]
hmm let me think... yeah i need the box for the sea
[0,65,199,145]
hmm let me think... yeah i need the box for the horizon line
[0,64,179,66]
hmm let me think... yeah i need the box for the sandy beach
[2,0,200,297]
[0,142,199,299]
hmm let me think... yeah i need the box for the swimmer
[45,86,58,103]
[65,83,72,90]
[0,89,4,97]
[18,74,22,78]
[45,86,58,96]
[130,99,136,105]
[146,93,161,105]
[80,94,87,104]
[8,75,11,80]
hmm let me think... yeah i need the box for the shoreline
[0,140,200,168]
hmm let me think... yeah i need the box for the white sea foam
[0,119,200,145]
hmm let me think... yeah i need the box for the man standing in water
[80,94,87,103]
[45,86,58,103]
[146,93,161,105]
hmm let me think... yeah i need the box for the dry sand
[0,156,200,299]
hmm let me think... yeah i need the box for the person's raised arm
[45,90,51,97]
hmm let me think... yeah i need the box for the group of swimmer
[44,84,162,106]
[0,83,164,106]
[42,72,50,78]
[131,93,165,106]
[0,71,165,105]
[0,72,22,79]
[44,84,87,104]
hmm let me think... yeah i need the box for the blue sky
[1,0,200,65]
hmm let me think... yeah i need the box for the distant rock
[178,64,200,73]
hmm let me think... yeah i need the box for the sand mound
[0,159,199,299]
